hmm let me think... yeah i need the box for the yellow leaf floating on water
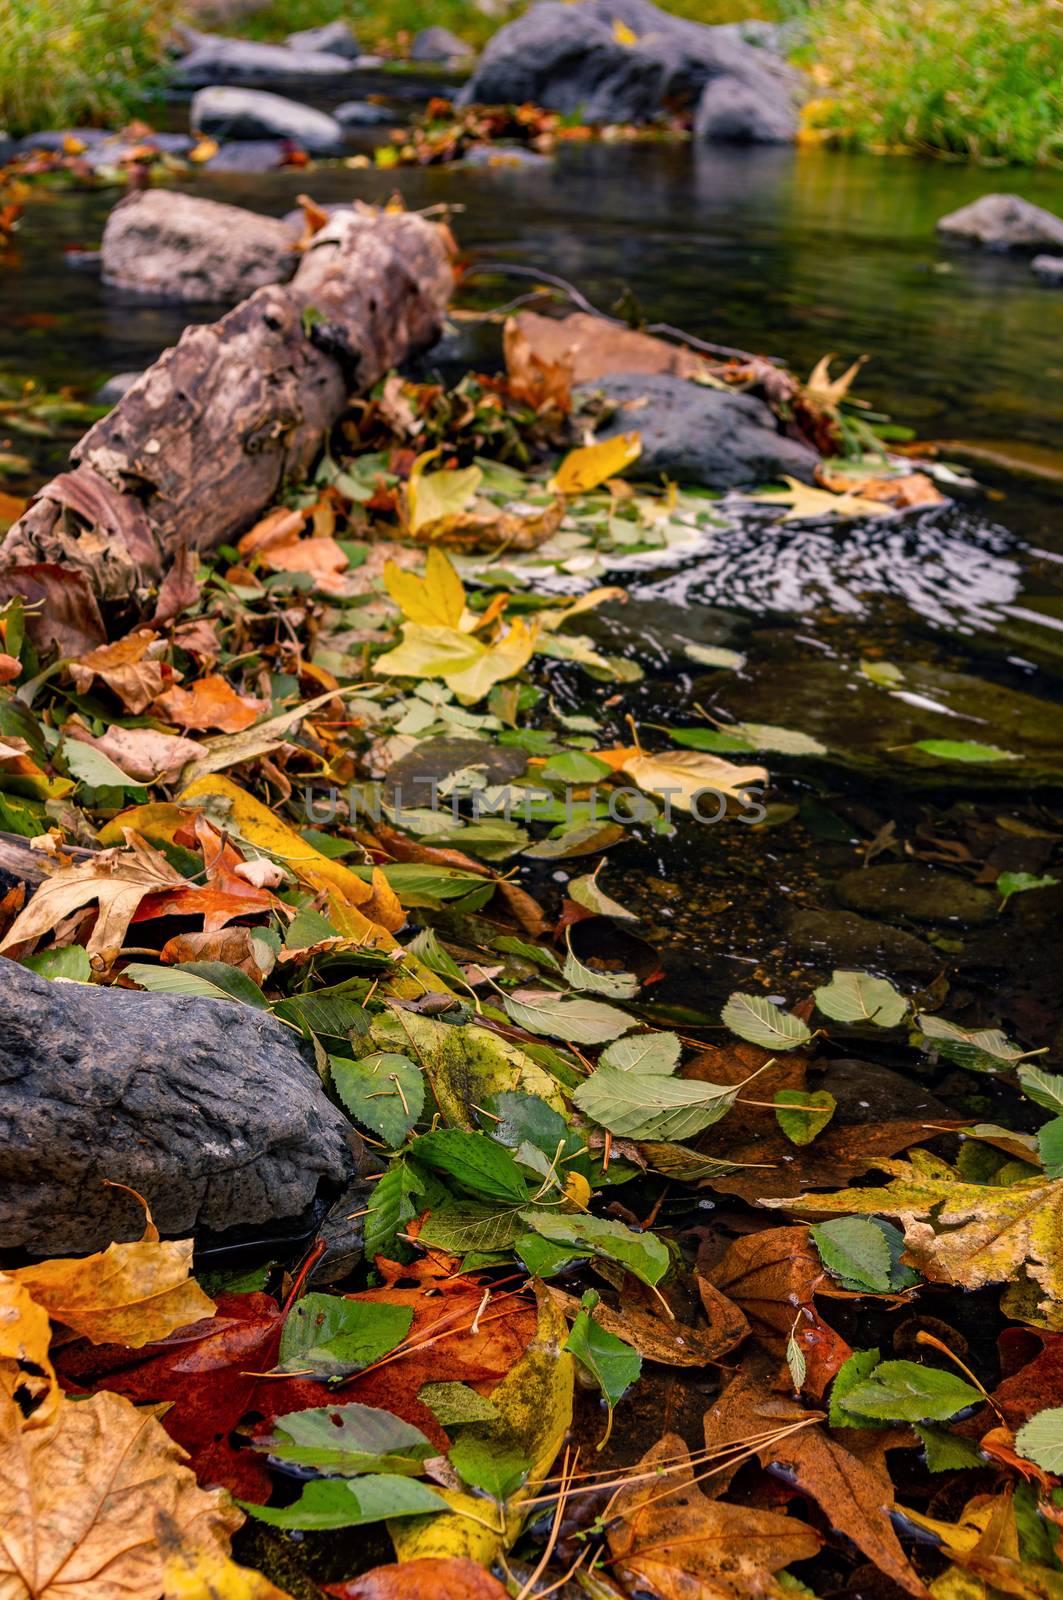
[614,747,768,812]
[744,475,892,523]
[551,432,642,495]
[406,448,483,535]
[384,546,466,628]
[0,1386,246,1600]
[9,1193,214,1351]
[373,617,539,704]
[390,1287,573,1566]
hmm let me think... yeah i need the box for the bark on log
[1,206,453,603]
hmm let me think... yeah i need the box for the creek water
[3,136,1062,1042]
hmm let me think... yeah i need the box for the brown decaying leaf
[708,1225,851,1399]
[0,1387,243,1600]
[514,310,711,384]
[325,1557,510,1599]
[547,1280,747,1368]
[160,925,269,981]
[155,674,267,734]
[65,723,207,784]
[504,317,573,414]
[0,832,185,964]
[0,564,106,657]
[608,1431,821,1599]
[69,627,168,713]
[8,1197,214,1350]
[153,539,202,626]
[704,1372,927,1597]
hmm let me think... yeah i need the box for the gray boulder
[411,25,473,62]
[191,85,343,153]
[285,19,360,58]
[937,193,1063,253]
[206,139,292,172]
[101,189,297,302]
[695,64,798,143]
[1033,254,1063,285]
[334,99,397,126]
[576,371,819,489]
[462,0,797,130]
[0,961,357,1254]
[172,34,356,87]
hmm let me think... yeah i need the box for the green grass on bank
[1,0,1060,166]
[803,0,1063,166]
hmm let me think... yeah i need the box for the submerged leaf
[721,992,812,1050]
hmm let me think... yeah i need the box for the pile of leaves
[5,305,1062,1600]
[369,97,685,169]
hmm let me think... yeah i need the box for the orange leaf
[155,675,266,733]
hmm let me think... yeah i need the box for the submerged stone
[937,193,1063,253]
[784,908,940,973]
[835,863,998,926]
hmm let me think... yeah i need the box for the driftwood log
[1,202,453,602]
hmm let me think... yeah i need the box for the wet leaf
[407,449,483,535]
[1019,1064,1063,1115]
[599,1030,681,1074]
[504,988,635,1045]
[565,1294,641,1443]
[811,1217,894,1292]
[371,1007,565,1127]
[745,476,892,523]
[259,1403,433,1476]
[567,870,636,920]
[908,739,1020,764]
[1014,1406,1063,1473]
[413,1129,529,1205]
[519,1209,669,1287]
[551,432,642,495]
[373,619,538,703]
[815,969,908,1027]
[840,1358,981,1422]
[325,1556,509,1599]
[721,992,812,1050]
[998,870,1059,906]
[448,1435,529,1499]
[574,1061,740,1140]
[245,1472,446,1530]
[617,745,767,812]
[775,1089,836,1146]
[384,547,465,628]
[561,933,638,999]
[916,1014,1026,1072]
[332,1052,424,1147]
[278,1293,411,1379]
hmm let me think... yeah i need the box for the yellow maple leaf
[406,448,483,535]
[9,1193,214,1351]
[551,432,642,495]
[618,747,768,813]
[805,353,867,410]
[384,546,466,628]
[744,475,893,523]
[372,616,539,704]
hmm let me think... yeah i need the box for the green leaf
[406,926,468,986]
[566,1299,641,1440]
[829,1348,883,1428]
[839,1359,982,1423]
[519,1209,669,1287]
[21,945,91,982]
[514,1232,588,1279]
[419,1201,527,1256]
[541,751,613,784]
[1038,1116,1063,1179]
[721,993,811,1051]
[122,961,268,1009]
[412,1128,529,1205]
[915,1424,986,1473]
[998,871,1059,907]
[278,1293,411,1378]
[365,1159,426,1263]
[274,991,370,1040]
[331,1052,423,1147]
[481,1091,588,1176]
[917,1013,1025,1072]
[418,1382,498,1426]
[910,739,1020,763]
[562,934,639,1000]
[1015,1406,1063,1473]
[599,1031,681,1075]
[573,1062,739,1141]
[1018,1064,1063,1115]
[285,906,341,951]
[262,1403,433,1476]
[774,1090,836,1147]
[449,1435,530,1499]
[492,935,562,970]
[243,1473,447,1529]
[811,1217,892,1291]
[504,990,636,1045]
[567,872,636,921]
[60,738,141,790]
[814,970,908,1028]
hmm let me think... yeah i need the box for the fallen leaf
[805,353,867,410]
[513,311,709,383]
[744,476,893,523]
[608,1431,821,1598]
[406,448,483,535]
[0,832,185,964]
[547,1282,747,1367]
[503,318,572,414]
[709,1225,852,1398]
[70,628,166,713]
[160,925,270,981]
[153,541,202,626]
[0,1274,58,1428]
[0,1386,243,1598]
[155,676,267,734]
[384,547,466,628]
[69,725,207,784]
[372,618,539,703]
[236,506,308,557]
[617,746,767,812]
[325,1557,509,1599]
[551,432,642,495]
[0,564,106,658]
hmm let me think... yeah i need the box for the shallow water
[2,136,1061,1038]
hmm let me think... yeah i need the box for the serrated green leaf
[997,871,1059,907]
[519,1209,669,1287]
[1038,1116,1063,1179]
[331,1052,424,1147]
[419,1201,528,1255]
[910,739,1020,764]
[812,1217,892,1290]
[566,1304,641,1444]
[573,1062,738,1141]
[243,1473,446,1529]
[418,1382,498,1426]
[278,1294,412,1378]
[568,872,636,921]
[123,961,268,1009]
[774,1089,835,1147]
[915,1424,985,1473]
[365,1158,426,1263]
[917,1013,1025,1072]
[1015,1406,1063,1473]
[504,990,636,1045]
[721,992,811,1050]
[839,1359,981,1423]
[1019,1064,1063,1115]
[829,1348,883,1428]
[449,1435,530,1499]
[262,1403,432,1476]
[413,1127,529,1205]
[814,970,908,1028]
[562,934,639,1000]
[599,1031,681,1075]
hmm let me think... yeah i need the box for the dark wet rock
[784,909,940,973]
[94,371,144,406]
[937,194,1063,254]
[0,961,357,1255]
[577,372,819,488]
[191,85,343,153]
[835,863,997,927]
[334,100,397,127]
[815,1058,954,1124]
[1033,255,1063,285]
[101,189,297,302]
[64,248,102,273]
[206,139,292,172]
[382,736,528,808]
[462,0,797,130]
[285,19,361,59]
[565,596,745,672]
[172,34,356,87]
[411,25,473,62]
[695,64,798,144]
[461,143,552,167]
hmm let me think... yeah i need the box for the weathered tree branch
[1,203,454,603]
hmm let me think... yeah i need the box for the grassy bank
[802,0,1063,165]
